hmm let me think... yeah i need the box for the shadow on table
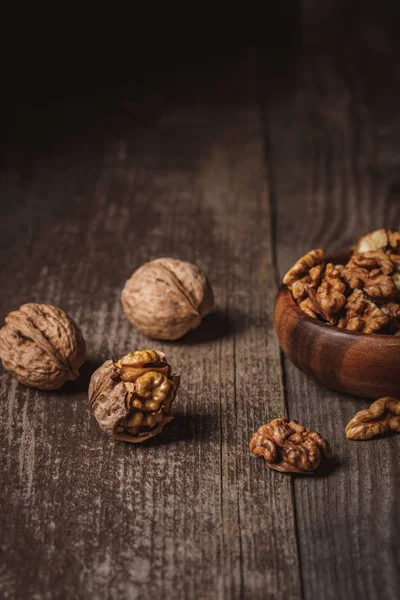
[140,411,219,447]
[287,455,343,479]
[314,455,343,478]
[174,307,248,345]
[54,358,100,396]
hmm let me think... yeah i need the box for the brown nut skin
[89,349,180,443]
[0,303,86,390]
[121,258,214,341]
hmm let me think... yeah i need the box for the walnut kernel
[307,263,346,323]
[351,250,394,275]
[381,302,400,332]
[342,264,396,302]
[354,228,400,254]
[250,418,331,474]
[283,249,325,288]
[345,397,400,440]
[337,289,389,333]
[283,228,400,332]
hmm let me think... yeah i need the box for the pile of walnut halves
[283,228,400,334]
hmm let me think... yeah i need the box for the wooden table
[1,4,399,599]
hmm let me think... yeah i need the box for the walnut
[249,418,331,474]
[342,264,396,302]
[121,258,214,340]
[89,349,180,443]
[282,249,325,288]
[0,303,86,390]
[389,254,400,272]
[318,263,346,306]
[298,297,317,318]
[381,302,400,331]
[364,270,397,302]
[323,263,346,290]
[393,273,400,291]
[337,289,389,333]
[387,230,400,252]
[283,230,400,332]
[345,397,400,440]
[291,264,324,301]
[354,228,400,254]
[350,250,394,275]
[306,263,346,323]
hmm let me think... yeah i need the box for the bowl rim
[276,285,400,343]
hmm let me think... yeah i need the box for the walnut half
[250,418,332,474]
[89,349,180,443]
[282,249,325,289]
[354,228,400,254]
[337,289,389,333]
[345,397,400,440]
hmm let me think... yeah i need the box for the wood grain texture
[0,57,301,599]
[259,3,400,599]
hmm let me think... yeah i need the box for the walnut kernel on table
[121,258,214,341]
[250,418,332,474]
[0,303,86,390]
[282,228,400,334]
[89,349,180,443]
[345,397,400,440]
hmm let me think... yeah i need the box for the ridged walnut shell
[89,349,180,443]
[0,303,86,390]
[121,258,214,340]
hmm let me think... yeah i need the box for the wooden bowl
[274,286,400,399]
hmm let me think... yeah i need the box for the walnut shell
[89,349,180,443]
[0,303,86,390]
[121,258,214,340]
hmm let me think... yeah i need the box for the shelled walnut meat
[0,303,86,390]
[121,258,214,340]
[345,397,400,440]
[283,228,400,334]
[250,418,332,474]
[89,349,180,443]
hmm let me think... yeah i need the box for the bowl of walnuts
[274,229,400,399]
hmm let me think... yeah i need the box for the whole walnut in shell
[0,303,86,390]
[89,349,180,443]
[121,258,214,340]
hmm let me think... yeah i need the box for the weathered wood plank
[0,57,300,599]
[259,4,400,598]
